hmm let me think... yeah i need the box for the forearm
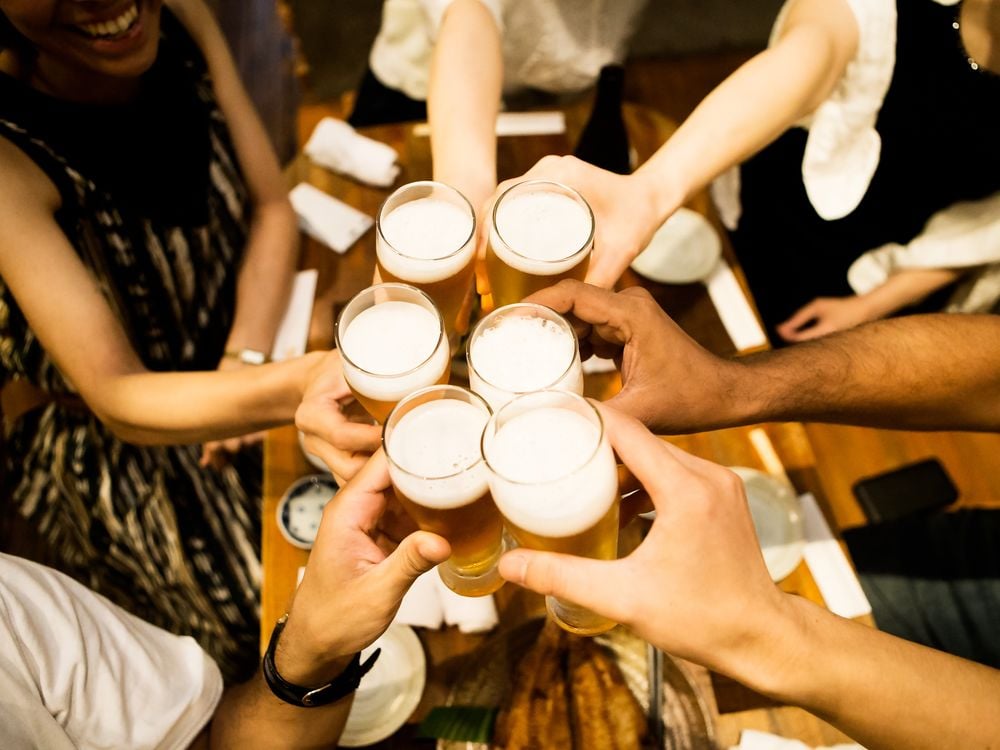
[633,21,853,225]
[738,595,1000,750]
[858,267,962,320]
[729,314,1000,431]
[225,198,299,355]
[94,351,323,445]
[428,0,502,207]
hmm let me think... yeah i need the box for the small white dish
[297,430,331,473]
[631,207,722,284]
[731,467,806,582]
[276,474,339,550]
[339,624,427,747]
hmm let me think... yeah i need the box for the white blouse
[369,0,647,101]
[711,0,1000,312]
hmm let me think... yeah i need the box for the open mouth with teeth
[70,1,141,41]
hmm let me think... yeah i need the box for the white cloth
[847,191,1000,313]
[392,569,498,633]
[369,0,647,101]
[0,553,222,750]
[734,729,864,750]
[289,182,374,254]
[303,117,400,187]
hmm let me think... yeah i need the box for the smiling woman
[0,0,363,683]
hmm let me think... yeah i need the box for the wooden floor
[298,51,1000,533]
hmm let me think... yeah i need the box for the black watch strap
[262,614,381,708]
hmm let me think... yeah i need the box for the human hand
[479,156,667,292]
[526,280,745,433]
[296,350,382,480]
[201,355,267,468]
[497,405,792,683]
[275,451,450,685]
[777,295,879,343]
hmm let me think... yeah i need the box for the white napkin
[703,261,768,352]
[289,183,373,254]
[303,117,400,187]
[392,569,498,633]
[734,729,863,750]
[582,354,617,375]
[412,111,567,138]
[800,493,873,620]
[270,269,317,362]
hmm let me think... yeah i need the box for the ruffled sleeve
[775,0,897,220]
[421,0,503,36]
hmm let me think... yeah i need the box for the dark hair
[0,11,31,55]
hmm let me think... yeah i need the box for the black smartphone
[852,458,958,524]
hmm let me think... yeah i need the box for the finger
[304,436,370,480]
[297,403,382,454]
[375,530,451,598]
[786,321,833,342]
[777,300,821,335]
[526,280,638,347]
[326,450,393,532]
[498,549,630,624]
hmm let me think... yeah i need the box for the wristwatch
[224,347,270,366]
[262,614,381,708]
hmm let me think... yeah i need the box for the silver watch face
[277,475,340,549]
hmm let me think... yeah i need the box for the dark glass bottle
[573,64,631,174]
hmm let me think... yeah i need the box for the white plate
[340,625,427,747]
[631,208,722,284]
[297,430,332,473]
[731,467,805,582]
[275,474,339,550]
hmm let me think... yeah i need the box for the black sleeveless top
[732,0,1000,335]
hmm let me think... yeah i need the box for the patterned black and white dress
[0,10,261,681]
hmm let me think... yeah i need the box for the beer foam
[340,301,448,401]
[486,407,616,537]
[469,315,581,410]
[388,399,490,509]
[378,197,475,283]
[491,190,592,275]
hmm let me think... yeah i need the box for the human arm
[777,267,963,342]
[527,280,1000,432]
[498,405,1000,750]
[490,0,859,287]
[191,451,450,749]
[427,0,503,214]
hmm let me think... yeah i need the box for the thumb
[377,531,451,595]
[498,549,628,624]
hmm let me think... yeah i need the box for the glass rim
[383,384,493,481]
[481,390,606,487]
[334,282,446,379]
[491,179,596,266]
[466,302,580,395]
[376,180,477,264]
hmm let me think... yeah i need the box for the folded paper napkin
[393,569,499,634]
[289,183,373,254]
[704,262,768,352]
[582,354,617,375]
[270,269,317,362]
[304,117,400,187]
[734,729,864,750]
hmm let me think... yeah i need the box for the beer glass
[483,390,618,635]
[384,385,505,596]
[467,302,584,412]
[486,179,595,308]
[376,181,476,349]
[335,283,450,424]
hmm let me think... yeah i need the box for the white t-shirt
[0,553,223,750]
[369,0,648,101]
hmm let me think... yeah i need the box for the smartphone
[852,458,958,524]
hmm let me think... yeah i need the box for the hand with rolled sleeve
[498,404,1000,750]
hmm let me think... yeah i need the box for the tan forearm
[748,596,1000,750]
[224,198,299,355]
[428,0,502,206]
[94,351,322,445]
[858,267,962,320]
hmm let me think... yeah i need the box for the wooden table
[263,99,868,747]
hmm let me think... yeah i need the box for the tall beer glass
[483,391,618,635]
[486,180,595,308]
[384,385,505,596]
[336,283,450,424]
[467,302,584,412]
[377,181,476,349]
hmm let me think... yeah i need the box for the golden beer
[483,391,618,635]
[487,180,595,308]
[377,181,477,348]
[336,284,451,424]
[384,385,505,597]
